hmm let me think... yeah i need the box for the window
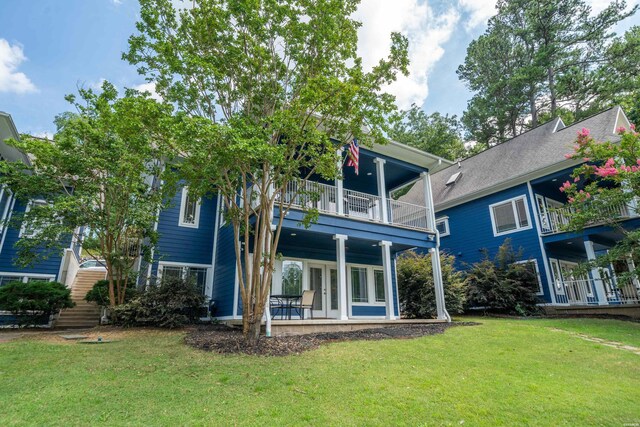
[374,269,386,302]
[351,267,368,302]
[0,274,54,287]
[489,196,531,236]
[158,264,208,295]
[435,217,449,237]
[514,259,543,295]
[19,199,48,238]
[0,187,13,238]
[179,187,201,228]
[282,260,303,295]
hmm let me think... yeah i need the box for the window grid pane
[436,221,447,234]
[351,267,368,302]
[282,261,303,295]
[515,198,528,227]
[183,191,198,224]
[493,202,517,233]
[187,267,207,295]
[374,270,385,302]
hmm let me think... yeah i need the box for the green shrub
[397,250,466,318]
[464,239,540,315]
[0,281,74,326]
[111,276,205,328]
[85,280,139,307]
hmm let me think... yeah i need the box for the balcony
[539,202,633,235]
[281,179,432,232]
[557,278,640,306]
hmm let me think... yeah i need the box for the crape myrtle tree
[125,0,409,342]
[0,82,178,307]
[561,124,640,280]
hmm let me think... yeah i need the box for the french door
[308,264,339,319]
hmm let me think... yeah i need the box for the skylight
[446,171,462,186]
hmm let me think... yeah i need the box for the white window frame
[0,272,56,284]
[19,199,48,238]
[178,187,201,228]
[157,261,211,295]
[0,186,13,236]
[489,195,532,237]
[514,259,544,295]
[549,258,565,295]
[347,263,386,306]
[435,217,450,237]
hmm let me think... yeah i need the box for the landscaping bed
[185,321,478,356]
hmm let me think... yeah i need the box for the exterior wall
[0,199,63,279]
[435,183,552,303]
[211,223,237,317]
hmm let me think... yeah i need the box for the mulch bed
[185,321,479,356]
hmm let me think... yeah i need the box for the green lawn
[1,318,639,426]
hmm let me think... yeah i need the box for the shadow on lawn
[185,322,480,356]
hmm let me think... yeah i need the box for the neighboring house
[146,142,453,322]
[0,112,70,288]
[402,106,640,311]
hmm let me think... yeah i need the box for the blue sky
[0,0,637,137]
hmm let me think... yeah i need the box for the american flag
[346,139,359,175]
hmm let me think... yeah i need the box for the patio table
[270,294,302,320]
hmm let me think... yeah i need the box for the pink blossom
[564,153,573,159]
[579,128,590,137]
[631,124,636,131]
[574,176,580,183]
[636,159,640,166]
[583,157,591,162]
[604,158,615,168]
[585,192,591,199]
[559,181,572,192]
[633,166,639,173]
[594,166,618,177]
[568,197,575,203]
[616,126,626,134]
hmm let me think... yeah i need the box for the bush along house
[141,141,453,329]
[401,107,640,317]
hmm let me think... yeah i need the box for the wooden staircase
[55,270,106,329]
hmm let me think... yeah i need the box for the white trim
[157,261,211,294]
[548,258,565,296]
[527,182,557,304]
[18,199,47,238]
[488,195,533,237]
[514,259,544,295]
[435,217,450,237]
[0,190,15,254]
[0,272,56,283]
[374,158,389,224]
[178,187,201,228]
[552,117,565,133]
[614,106,632,134]
[346,263,387,307]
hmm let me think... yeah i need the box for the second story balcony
[281,179,433,232]
[538,201,636,235]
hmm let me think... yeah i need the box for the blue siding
[0,200,63,278]
[211,224,237,317]
[153,189,217,266]
[436,184,552,302]
[352,305,386,316]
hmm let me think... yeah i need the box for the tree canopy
[0,82,178,307]
[125,0,409,341]
[458,0,637,146]
[389,105,467,161]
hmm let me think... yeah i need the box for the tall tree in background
[125,0,408,342]
[459,0,636,147]
[0,82,177,307]
[389,105,466,160]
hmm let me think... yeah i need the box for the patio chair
[269,296,288,320]
[291,290,315,320]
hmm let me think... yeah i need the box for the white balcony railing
[558,278,640,305]
[539,202,632,235]
[281,179,432,232]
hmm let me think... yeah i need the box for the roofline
[434,158,583,212]
[371,139,454,173]
[0,111,31,166]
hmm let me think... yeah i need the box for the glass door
[309,265,326,318]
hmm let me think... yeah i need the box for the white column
[421,171,449,321]
[336,149,344,215]
[374,158,388,223]
[334,234,349,320]
[420,172,436,231]
[379,240,395,320]
[584,239,608,305]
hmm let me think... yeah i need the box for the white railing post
[379,240,395,320]
[336,149,344,215]
[374,158,388,224]
[334,234,349,320]
[420,172,436,231]
[583,239,608,305]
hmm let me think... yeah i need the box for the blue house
[402,107,640,312]
[145,141,454,324]
[0,112,70,288]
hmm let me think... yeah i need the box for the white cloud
[0,39,37,94]
[355,0,460,109]
[133,81,162,101]
[458,0,497,30]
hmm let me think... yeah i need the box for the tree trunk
[529,91,538,128]
[548,67,557,116]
